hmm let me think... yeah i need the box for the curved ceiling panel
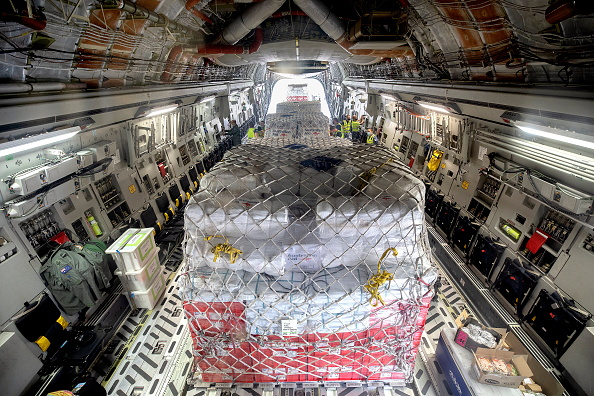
[0,0,592,85]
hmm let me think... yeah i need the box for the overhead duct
[220,0,285,44]
[545,0,594,24]
[199,28,263,55]
[291,0,412,60]
[162,0,281,81]
[270,10,307,18]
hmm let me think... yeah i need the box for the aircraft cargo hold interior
[0,1,593,395]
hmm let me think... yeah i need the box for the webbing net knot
[365,247,398,307]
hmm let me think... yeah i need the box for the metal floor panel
[101,271,191,396]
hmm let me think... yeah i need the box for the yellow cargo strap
[205,235,243,264]
[365,248,398,307]
[427,149,443,171]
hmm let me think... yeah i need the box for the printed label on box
[281,319,298,336]
[285,246,320,270]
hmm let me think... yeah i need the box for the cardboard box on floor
[454,310,508,352]
[504,332,566,396]
[473,348,533,388]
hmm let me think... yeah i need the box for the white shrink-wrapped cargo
[265,112,329,139]
[181,262,436,335]
[249,136,352,148]
[276,100,321,114]
[184,143,428,276]
[182,130,436,385]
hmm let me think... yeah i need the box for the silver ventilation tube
[221,0,285,45]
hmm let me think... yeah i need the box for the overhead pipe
[219,0,284,44]
[0,82,87,94]
[198,27,263,55]
[102,0,192,34]
[185,0,214,25]
[0,11,46,30]
[161,45,187,83]
[291,0,407,60]
[162,0,282,82]
[545,0,594,24]
[161,27,264,81]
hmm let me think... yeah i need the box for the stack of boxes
[181,100,435,385]
[106,228,166,309]
[265,107,329,139]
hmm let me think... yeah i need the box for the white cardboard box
[129,271,167,309]
[106,228,157,271]
[114,250,161,291]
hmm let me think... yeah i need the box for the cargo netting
[181,112,435,384]
[276,101,322,114]
[264,113,329,138]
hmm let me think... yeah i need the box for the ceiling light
[0,127,81,158]
[514,121,594,150]
[135,102,180,118]
[415,98,460,114]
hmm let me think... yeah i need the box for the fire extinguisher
[85,210,103,237]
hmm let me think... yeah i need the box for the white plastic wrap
[182,263,435,335]
[183,117,435,384]
[184,144,428,276]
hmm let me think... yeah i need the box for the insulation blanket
[181,263,435,336]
